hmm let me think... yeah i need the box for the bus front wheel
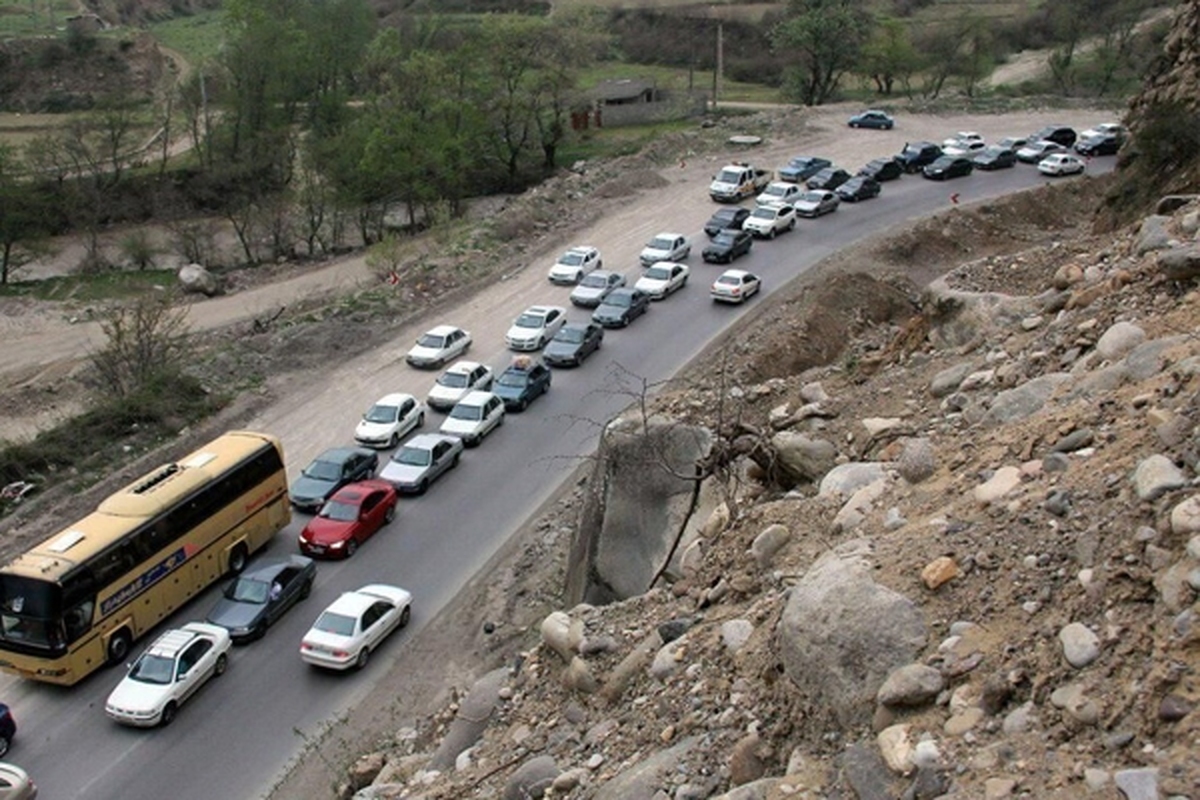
[107,629,132,666]
[228,544,249,575]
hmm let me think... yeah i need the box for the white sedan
[1037,153,1087,176]
[547,246,602,285]
[105,622,231,727]
[755,181,804,208]
[405,325,472,368]
[742,204,797,238]
[300,584,413,671]
[440,391,506,447]
[711,269,761,304]
[634,262,689,299]
[354,393,424,449]
[638,233,691,267]
[426,361,493,411]
[505,305,567,351]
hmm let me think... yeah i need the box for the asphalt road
[3,150,1114,800]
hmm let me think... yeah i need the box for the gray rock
[750,524,791,568]
[876,664,945,708]
[897,438,936,484]
[819,462,890,499]
[1095,321,1146,361]
[981,373,1071,427]
[1058,622,1101,668]
[930,363,975,398]
[779,541,927,728]
[721,619,754,652]
[1051,428,1094,452]
[1043,489,1072,517]
[1125,335,1188,381]
[1132,454,1187,501]
[907,764,951,799]
[649,637,688,681]
[1158,693,1193,721]
[728,732,766,786]
[800,382,830,403]
[1136,214,1173,255]
[1158,244,1200,280]
[1042,452,1070,472]
[503,755,559,800]
[838,743,903,800]
[773,431,838,484]
[428,667,509,770]
[657,618,693,644]
[591,736,700,800]
[1113,767,1159,800]
[178,263,219,296]
[1001,701,1037,735]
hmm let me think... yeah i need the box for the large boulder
[178,262,220,296]
[428,668,509,770]
[778,540,927,729]
[566,412,713,605]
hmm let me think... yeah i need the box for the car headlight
[330,541,344,549]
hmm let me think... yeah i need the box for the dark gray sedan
[592,288,650,328]
[544,323,604,367]
[205,556,317,643]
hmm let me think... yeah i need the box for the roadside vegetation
[0,0,1182,514]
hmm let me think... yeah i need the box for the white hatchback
[354,393,424,448]
[300,584,413,671]
[405,325,472,368]
[440,391,506,447]
[547,246,602,284]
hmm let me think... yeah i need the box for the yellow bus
[0,431,290,686]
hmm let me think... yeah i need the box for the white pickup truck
[708,163,773,203]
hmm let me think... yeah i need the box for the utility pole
[712,16,723,111]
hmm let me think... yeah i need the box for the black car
[972,146,1017,170]
[777,155,832,183]
[1075,134,1121,156]
[0,702,15,757]
[205,556,317,643]
[703,207,751,238]
[288,447,378,512]
[922,155,974,180]
[805,167,851,191]
[858,158,903,182]
[894,141,943,173]
[1029,125,1077,148]
[544,322,604,367]
[836,176,881,202]
[592,288,651,328]
[702,229,753,264]
[493,359,552,411]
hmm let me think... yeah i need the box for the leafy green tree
[771,0,874,106]
[860,17,920,96]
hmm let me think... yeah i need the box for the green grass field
[147,8,226,66]
[0,0,77,39]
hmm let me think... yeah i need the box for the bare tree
[89,294,192,400]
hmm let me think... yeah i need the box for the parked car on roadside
[894,141,942,173]
[1037,153,1087,176]
[972,146,1018,171]
[547,246,602,285]
[1016,140,1066,163]
[777,155,832,183]
[206,556,316,640]
[405,325,471,369]
[493,357,552,411]
[755,181,804,208]
[1074,134,1121,156]
[569,270,626,308]
[505,305,566,351]
[792,189,840,217]
[742,203,797,238]
[1028,124,1077,148]
[805,167,851,191]
[639,233,691,267]
[847,109,894,129]
[922,155,974,180]
[426,361,493,411]
[634,262,689,299]
[858,157,903,182]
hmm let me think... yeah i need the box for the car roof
[523,305,563,316]
[425,324,463,336]
[317,446,370,462]
[444,360,484,375]
[651,232,685,239]
[607,287,638,298]
[458,390,497,406]
[565,245,597,254]
[240,556,312,582]
[324,589,387,617]
[721,268,753,278]
[373,392,417,406]
[328,479,392,503]
[145,625,215,659]
[403,432,458,449]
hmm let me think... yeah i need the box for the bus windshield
[0,575,62,649]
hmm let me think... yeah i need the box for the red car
[298,479,397,559]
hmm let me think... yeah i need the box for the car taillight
[331,649,349,658]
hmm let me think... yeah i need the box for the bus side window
[63,599,95,642]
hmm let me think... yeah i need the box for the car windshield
[558,252,584,266]
[606,293,632,307]
[788,158,815,169]
[980,146,1005,156]
[319,500,359,522]
[313,611,356,636]
[498,371,529,388]
[515,313,544,329]
[225,577,270,604]
[762,185,787,198]
[556,327,586,343]
[437,372,468,389]
[647,237,674,250]
[902,145,926,156]
[579,274,608,288]
[712,209,737,222]
[644,266,671,281]
[392,446,431,466]
[713,233,736,245]
[129,653,175,685]
[303,459,341,481]
[450,404,484,421]
[715,169,742,183]
[364,404,397,424]
[416,333,447,348]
